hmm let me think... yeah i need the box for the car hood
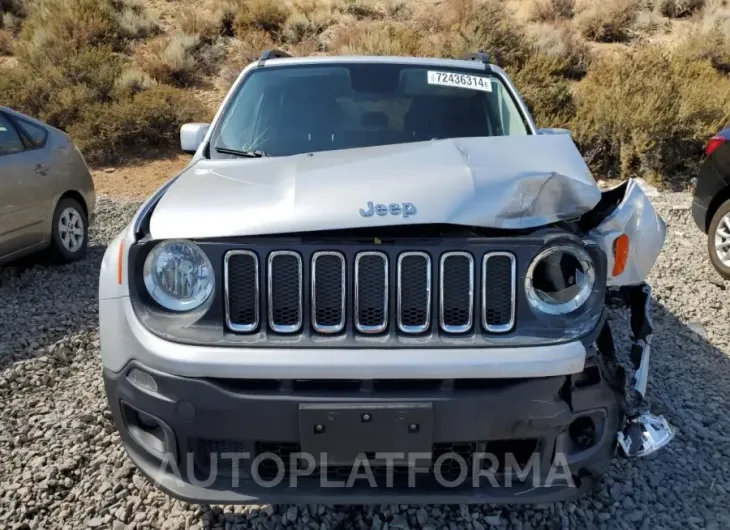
[149,135,600,239]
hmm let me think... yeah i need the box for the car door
[0,112,55,258]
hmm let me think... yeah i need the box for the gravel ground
[1,193,730,530]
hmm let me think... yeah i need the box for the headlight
[143,240,214,312]
[525,244,595,315]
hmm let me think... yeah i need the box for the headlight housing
[143,240,214,312]
[525,243,596,316]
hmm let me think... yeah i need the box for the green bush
[0,47,122,128]
[571,46,730,182]
[0,0,206,164]
[509,55,576,129]
[68,85,207,163]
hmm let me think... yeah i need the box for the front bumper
[104,355,622,504]
[102,283,673,504]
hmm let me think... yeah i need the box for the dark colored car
[693,128,730,279]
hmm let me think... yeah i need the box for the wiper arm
[215,147,269,158]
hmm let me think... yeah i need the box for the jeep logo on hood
[359,201,417,218]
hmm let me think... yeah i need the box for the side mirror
[537,127,571,136]
[180,123,210,154]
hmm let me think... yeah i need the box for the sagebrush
[1,0,730,184]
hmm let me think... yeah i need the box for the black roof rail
[258,49,292,65]
[459,51,492,65]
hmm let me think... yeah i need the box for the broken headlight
[525,243,596,315]
[142,239,215,312]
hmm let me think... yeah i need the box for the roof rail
[258,49,292,64]
[459,52,492,65]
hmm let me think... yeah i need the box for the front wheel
[49,197,88,263]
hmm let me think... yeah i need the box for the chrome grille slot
[355,252,388,333]
[311,251,346,333]
[224,250,260,332]
[439,252,474,333]
[482,252,516,333]
[267,251,303,333]
[397,252,431,334]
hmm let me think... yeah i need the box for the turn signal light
[612,234,630,277]
[117,241,124,285]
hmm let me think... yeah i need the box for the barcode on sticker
[427,71,492,92]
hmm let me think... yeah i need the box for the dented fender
[588,179,666,287]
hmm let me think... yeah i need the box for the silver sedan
[0,107,95,265]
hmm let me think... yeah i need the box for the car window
[211,63,529,158]
[16,118,48,148]
[0,114,25,156]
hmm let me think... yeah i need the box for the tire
[48,197,88,263]
[707,197,730,280]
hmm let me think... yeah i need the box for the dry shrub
[220,29,273,87]
[330,20,421,55]
[282,0,339,44]
[339,0,384,19]
[0,29,12,55]
[0,46,122,128]
[0,0,26,22]
[575,0,639,42]
[656,0,705,18]
[135,33,201,86]
[416,0,528,68]
[2,13,23,33]
[681,0,730,72]
[176,7,223,39]
[679,27,730,73]
[528,0,575,22]
[634,9,671,35]
[233,0,289,36]
[526,23,591,78]
[0,0,207,163]
[571,46,730,182]
[19,0,154,53]
[115,0,158,39]
[510,56,575,129]
[68,85,207,163]
[114,65,157,98]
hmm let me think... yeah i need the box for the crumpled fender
[588,179,666,286]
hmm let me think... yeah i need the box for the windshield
[210,63,530,158]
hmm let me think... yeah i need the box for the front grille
[311,252,345,333]
[224,248,516,336]
[225,250,259,332]
[439,252,474,333]
[355,252,388,333]
[397,252,431,333]
[482,252,516,333]
[268,251,302,333]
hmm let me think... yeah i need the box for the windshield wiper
[215,147,270,158]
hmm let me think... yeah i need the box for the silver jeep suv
[99,51,673,504]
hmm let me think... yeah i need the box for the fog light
[127,368,158,393]
[569,416,597,449]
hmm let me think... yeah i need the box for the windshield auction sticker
[427,71,493,92]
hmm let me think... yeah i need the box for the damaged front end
[584,179,675,458]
